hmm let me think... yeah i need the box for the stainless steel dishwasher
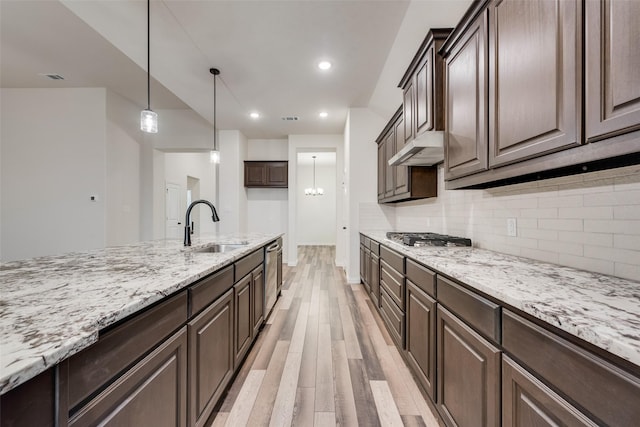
[265,241,279,313]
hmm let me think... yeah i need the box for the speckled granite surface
[361,230,640,368]
[0,233,281,395]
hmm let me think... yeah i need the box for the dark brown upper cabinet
[244,161,288,188]
[399,29,451,143]
[488,0,581,168]
[443,6,489,181]
[585,0,640,143]
[441,0,640,189]
[376,107,437,204]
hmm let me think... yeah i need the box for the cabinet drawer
[380,260,405,310]
[235,249,264,281]
[68,291,188,410]
[406,259,435,297]
[189,265,234,316]
[503,310,640,426]
[363,237,371,249]
[360,234,366,245]
[380,245,405,273]
[69,327,188,427]
[437,275,500,343]
[380,287,405,349]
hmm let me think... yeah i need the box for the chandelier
[304,156,324,196]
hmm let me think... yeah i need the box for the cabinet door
[69,328,188,427]
[416,48,434,134]
[384,130,395,198]
[266,162,288,187]
[188,289,234,427]
[252,265,265,337]
[360,244,367,284]
[586,0,640,142]
[403,80,415,143]
[405,281,436,401]
[370,254,380,308]
[502,355,598,427]
[437,306,500,427]
[276,249,283,295]
[394,117,409,195]
[234,275,252,365]
[377,141,386,201]
[445,10,489,180]
[488,0,581,168]
[245,163,266,187]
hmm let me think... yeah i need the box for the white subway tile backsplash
[614,234,640,251]
[538,218,583,231]
[538,195,584,208]
[584,219,640,235]
[558,231,613,247]
[381,164,640,281]
[614,205,640,219]
[558,254,615,276]
[559,206,613,219]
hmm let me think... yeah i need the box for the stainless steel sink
[193,243,248,253]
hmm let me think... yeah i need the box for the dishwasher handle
[267,242,280,252]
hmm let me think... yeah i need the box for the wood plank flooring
[209,246,442,427]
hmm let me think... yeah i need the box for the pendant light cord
[213,70,217,151]
[147,0,151,110]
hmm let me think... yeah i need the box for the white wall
[218,130,248,234]
[247,139,289,261]
[106,90,142,246]
[287,135,344,266]
[1,88,106,261]
[297,160,337,245]
[164,152,217,238]
[391,164,640,282]
[344,108,391,283]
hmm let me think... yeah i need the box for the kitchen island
[360,230,640,426]
[0,232,282,426]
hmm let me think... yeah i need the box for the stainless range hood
[388,131,444,166]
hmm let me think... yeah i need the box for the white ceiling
[1,0,471,142]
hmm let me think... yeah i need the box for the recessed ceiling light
[319,112,328,118]
[250,112,260,119]
[317,61,332,71]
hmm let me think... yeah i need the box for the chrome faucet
[184,199,220,246]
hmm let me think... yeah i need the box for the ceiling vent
[39,73,65,80]
[281,116,299,121]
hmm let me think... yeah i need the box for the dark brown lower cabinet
[380,287,405,349]
[437,305,500,427]
[188,289,234,427]
[0,367,57,427]
[502,355,597,427]
[252,264,265,338]
[234,274,252,366]
[405,281,436,400]
[69,327,188,427]
[370,253,380,308]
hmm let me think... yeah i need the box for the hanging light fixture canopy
[140,0,157,133]
[305,156,324,196]
[209,68,220,164]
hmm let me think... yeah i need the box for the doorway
[187,176,200,236]
[165,182,181,239]
[296,152,337,245]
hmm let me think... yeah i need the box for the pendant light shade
[305,156,324,196]
[209,68,220,163]
[141,0,157,133]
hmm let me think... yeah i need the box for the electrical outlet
[507,218,517,237]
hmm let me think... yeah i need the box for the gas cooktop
[386,232,472,247]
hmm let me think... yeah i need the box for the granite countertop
[0,233,282,395]
[361,230,640,368]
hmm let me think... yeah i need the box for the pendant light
[140,0,158,133]
[304,156,324,196]
[209,68,220,163]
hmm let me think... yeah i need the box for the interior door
[165,182,181,239]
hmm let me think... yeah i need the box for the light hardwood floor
[209,246,443,427]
